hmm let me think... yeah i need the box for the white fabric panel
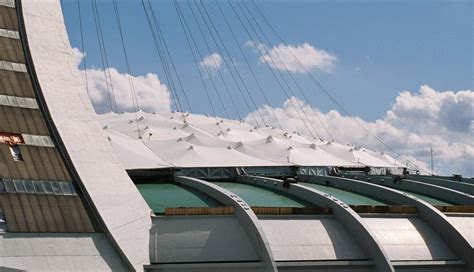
[98,111,404,170]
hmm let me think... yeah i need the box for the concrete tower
[0,0,151,270]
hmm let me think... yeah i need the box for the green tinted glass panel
[137,183,220,213]
[214,182,308,207]
[301,182,386,205]
[395,189,453,206]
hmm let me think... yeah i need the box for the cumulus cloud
[73,48,171,114]
[199,53,223,71]
[246,41,337,73]
[244,86,474,176]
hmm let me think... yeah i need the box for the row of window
[22,133,55,147]
[0,60,27,73]
[0,178,77,196]
[0,94,39,109]
[0,0,15,8]
[0,28,19,39]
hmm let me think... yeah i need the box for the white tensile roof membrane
[97,111,406,170]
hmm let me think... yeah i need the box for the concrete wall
[150,215,259,263]
[259,217,367,261]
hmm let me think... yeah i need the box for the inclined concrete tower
[0,0,151,270]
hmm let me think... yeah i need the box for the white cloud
[246,41,337,73]
[73,48,171,114]
[244,86,474,176]
[199,53,223,71]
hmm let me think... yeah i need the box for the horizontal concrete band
[145,262,265,272]
[0,177,77,196]
[0,94,39,109]
[0,60,27,72]
[0,28,19,39]
[0,0,15,8]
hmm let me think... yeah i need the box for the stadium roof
[98,111,407,170]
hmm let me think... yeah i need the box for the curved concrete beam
[175,176,277,272]
[18,1,152,270]
[237,175,394,272]
[404,175,474,195]
[416,175,474,185]
[300,175,474,270]
[351,175,474,205]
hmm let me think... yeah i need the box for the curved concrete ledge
[353,175,474,205]
[417,175,474,185]
[405,175,474,195]
[175,176,277,272]
[300,175,474,270]
[237,175,394,272]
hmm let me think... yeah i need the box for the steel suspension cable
[77,0,90,98]
[141,0,184,114]
[244,1,334,140]
[173,0,223,132]
[147,0,193,113]
[197,0,266,126]
[239,1,332,140]
[112,0,141,138]
[91,0,116,113]
[186,1,241,120]
[91,0,119,113]
[174,1,231,120]
[215,0,282,130]
[251,0,421,169]
[229,1,315,137]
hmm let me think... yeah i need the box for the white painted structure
[98,111,406,170]
[21,1,152,270]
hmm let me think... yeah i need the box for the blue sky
[61,0,473,175]
[62,0,472,120]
